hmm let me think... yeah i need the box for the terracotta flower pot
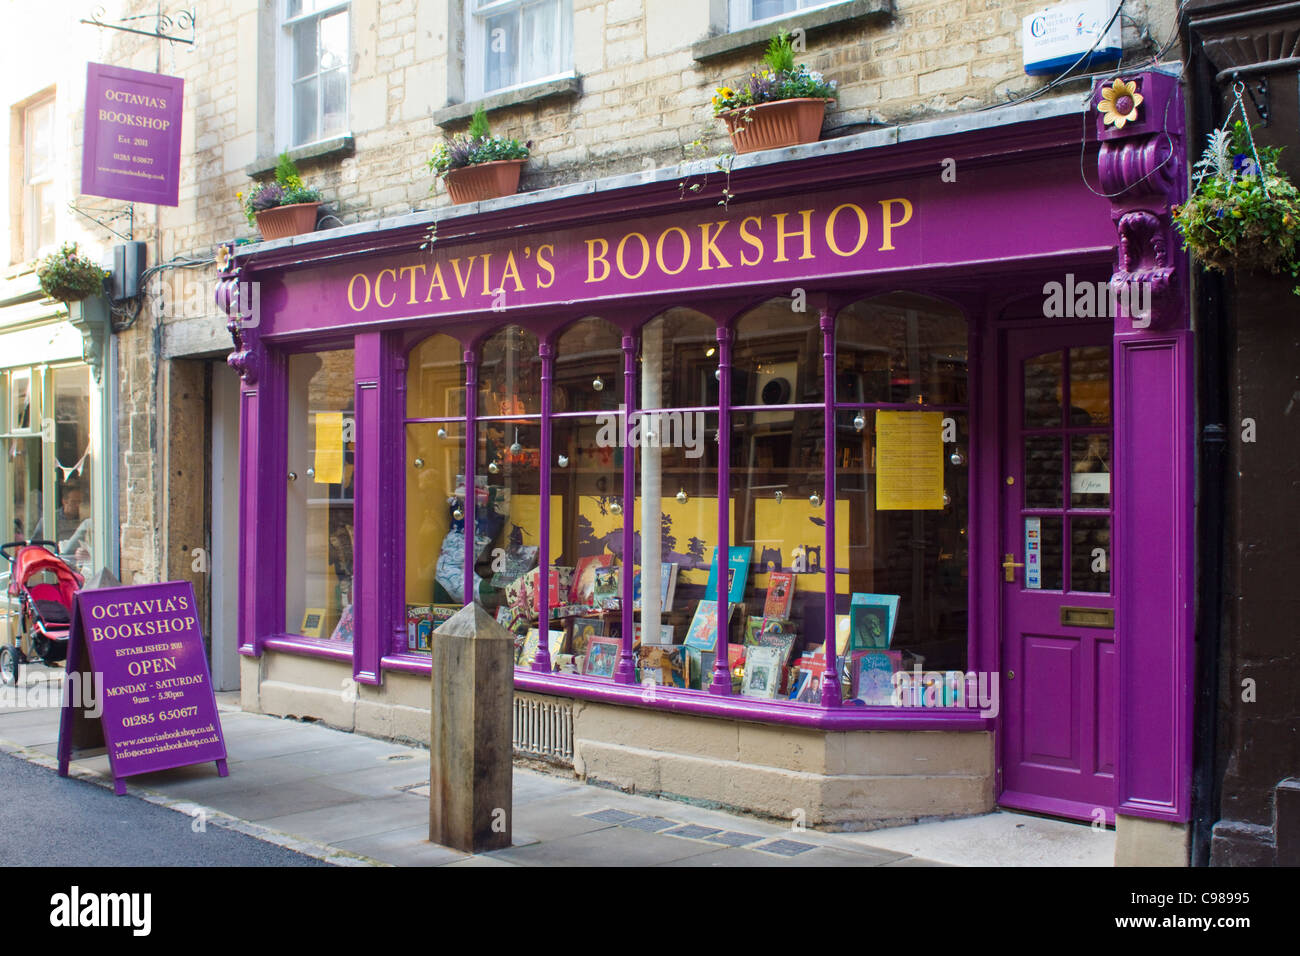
[718,98,832,154]
[444,159,526,205]
[255,202,321,240]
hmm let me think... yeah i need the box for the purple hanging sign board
[57,580,228,794]
[80,62,184,207]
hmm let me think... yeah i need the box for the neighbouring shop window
[729,0,850,31]
[1,367,43,545]
[834,294,970,700]
[285,349,355,642]
[19,95,56,262]
[466,0,573,99]
[405,333,467,652]
[282,0,349,148]
[53,366,93,578]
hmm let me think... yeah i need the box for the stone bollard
[429,602,514,853]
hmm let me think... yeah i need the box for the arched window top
[734,297,821,408]
[406,332,464,419]
[835,292,968,406]
[639,307,718,410]
[478,325,541,417]
[554,316,622,413]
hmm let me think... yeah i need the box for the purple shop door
[998,323,1117,823]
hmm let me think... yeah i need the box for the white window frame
[276,0,351,151]
[728,0,850,32]
[465,0,573,101]
[21,96,56,262]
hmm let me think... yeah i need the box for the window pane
[7,437,42,542]
[54,366,93,578]
[406,333,464,419]
[322,68,347,137]
[405,422,467,638]
[1069,345,1110,426]
[753,0,797,21]
[285,350,355,641]
[734,298,821,408]
[1024,435,1063,509]
[1024,351,1063,428]
[639,309,717,410]
[293,77,319,146]
[319,11,347,72]
[555,317,622,413]
[1070,433,1110,508]
[483,11,518,93]
[1027,515,1063,591]
[26,100,55,181]
[33,183,56,251]
[478,326,541,416]
[1070,515,1110,593]
[835,409,970,683]
[520,0,559,81]
[835,294,968,405]
[293,19,318,79]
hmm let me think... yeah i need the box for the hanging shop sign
[81,62,184,207]
[57,580,228,794]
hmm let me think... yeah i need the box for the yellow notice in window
[875,411,944,510]
[314,412,344,485]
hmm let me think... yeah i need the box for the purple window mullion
[819,308,841,706]
[615,334,637,683]
[534,341,554,671]
[462,350,478,606]
[710,325,732,695]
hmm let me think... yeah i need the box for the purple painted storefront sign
[81,62,184,207]
[58,581,227,794]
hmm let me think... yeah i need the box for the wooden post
[429,603,514,853]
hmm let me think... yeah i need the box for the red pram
[0,540,84,685]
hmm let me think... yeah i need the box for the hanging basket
[444,159,527,205]
[254,202,320,240]
[718,98,831,154]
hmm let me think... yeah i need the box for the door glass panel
[1069,346,1110,426]
[1070,516,1110,593]
[1024,351,1063,428]
[54,366,94,578]
[1029,515,1063,590]
[1070,434,1111,508]
[1024,435,1063,509]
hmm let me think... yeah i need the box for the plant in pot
[37,242,112,349]
[712,32,838,154]
[428,107,530,205]
[1174,119,1300,295]
[240,153,323,240]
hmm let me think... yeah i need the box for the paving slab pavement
[0,670,1112,867]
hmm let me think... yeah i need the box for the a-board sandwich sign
[58,580,227,794]
[81,62,184,207]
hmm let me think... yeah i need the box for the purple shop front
[219,72,1194,843]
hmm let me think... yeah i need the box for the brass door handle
[1002,553,1024,582]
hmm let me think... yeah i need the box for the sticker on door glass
[1070,472,1110,495]
[1024,517,1041,590]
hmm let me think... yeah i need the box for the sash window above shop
[728,0,852,31]
[280,0,350,149]
[18,94,56,263]
[466,0,573,99]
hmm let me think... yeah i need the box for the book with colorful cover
[639,645,686,688]
[593,564,621,610]
[704,546,753,605]
[489,545,538,589]
[632,562,680,613]
[849,593,900,650]
[573,554,614,606]
[763,571,795,620]
[741,645,783,699]
[407,605,432,650]
[684,599,724,652]
[518,627,566,668]
[854,649,902,705]
[330,604,355,643]
[745,616,798,665]
[632,622,675,646]
[571,617,606,659]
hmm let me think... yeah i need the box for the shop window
[729,0,850,31]
[834,294,970,698]
[466,0,573,100]
[405,335,467,652]
[284,348,355,642]
[638,308,717,410]
[281,0,349,149]
[53,366,93,578]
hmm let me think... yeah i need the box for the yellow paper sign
[313,412,344,484]
[875,411,944,510]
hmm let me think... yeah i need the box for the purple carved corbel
[215,250,264,383]
[1094,72,1187,332]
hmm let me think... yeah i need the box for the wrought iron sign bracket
[79,6,196,46]
[68,201,134,242]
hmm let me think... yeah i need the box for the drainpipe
[1187,27,1229,869]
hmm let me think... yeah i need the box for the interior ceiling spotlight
[706,346,716,357]
[592,376,604,391]
[853,412,866,432]
[676,488,688,504]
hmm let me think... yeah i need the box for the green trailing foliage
[36,242,110,303]
[1174,121,1300,295]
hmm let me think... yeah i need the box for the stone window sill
[432,75,582,128]
[246,134,356,178]
[692,0,893,63]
